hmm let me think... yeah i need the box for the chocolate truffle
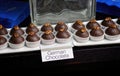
[117,18,120,24]
[10,26,24,36]
[56,29,70,38]
[105,24,120,35]
[9,33,24,44]
[72,20,85,30]
[0,24,8,35]
[26,23,39,34]
[26,32,40,42]
[0,36,7,45]
[90,26,104,37]
[75,28,89,38]
[86,19,101,30]
[42,30,55,40]
[101,17,115,27]
[41,23,53,32]
[55,22,68,31]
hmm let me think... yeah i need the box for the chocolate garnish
[0,24,8,35]
[26,31,40,42]
[55,21,68,31]
[41,23,53,32]
[0,36,7,45]
[9,33,24,44]
[75,28,89,38]
[72,20,85,30]
[105,24,120,35]
[90,26,104,37]
[86,19,100,29]
[56,29,70,38]
[42,30,55,40]
[101,17,115,27]
[10,25,24,35]
[26,23,39,34]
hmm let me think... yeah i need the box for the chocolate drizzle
[86,19,101,29]
[72,20,85,30]
[9,33,24,44]
[101,17,115,27]
[55,22,68,31]
[105,24,120,35]
[56,29,70,38]
[10,26,24,35]
[26,23,39,34]
[75,28,89,38]
[0,36,7,45]
[41,23,53,32]
[42,30,55,40]
[26,32,40,42]
[0,24,8,35]
[90,26,104,37]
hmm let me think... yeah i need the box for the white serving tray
[72,19,120,46]
[40,41,73,51]
[0,25,73,54]
[0,18,119,54]
[73,38,120,47]
[0,46,40,54]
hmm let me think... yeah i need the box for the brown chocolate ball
[101,17,115,27]
[90,27,104,37]
[105,24,120,35]
[10,26,24,35]
[0,36,7,45]
[55,22,68,31]
[75,28,89,38]
[9,33,24,44]
[42,30,55,40]
[86,19,101,30]
[0,24,8,35]
[56,29,70,38]
[26,23,39,34]
[41,23,53,32]
[117,18,120,24]
[72,20,85,30]
[26,32,40,42]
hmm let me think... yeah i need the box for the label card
[41,48,74,62]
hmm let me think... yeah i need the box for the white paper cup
[74,35,89,43]
[90,35,104,41]
[56,36,72,43]
[0,42,8,50]
[105,34,120,40]
[41,38,55,45]
[9,41,25,49]
[26,40,40,48]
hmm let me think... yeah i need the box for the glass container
[29,0,96,25]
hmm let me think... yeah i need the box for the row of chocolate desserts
[0,22,72,49]
[0,17,120,49]
[72,17,120,42]
[0,24,40,49]
[40,22,71,44]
